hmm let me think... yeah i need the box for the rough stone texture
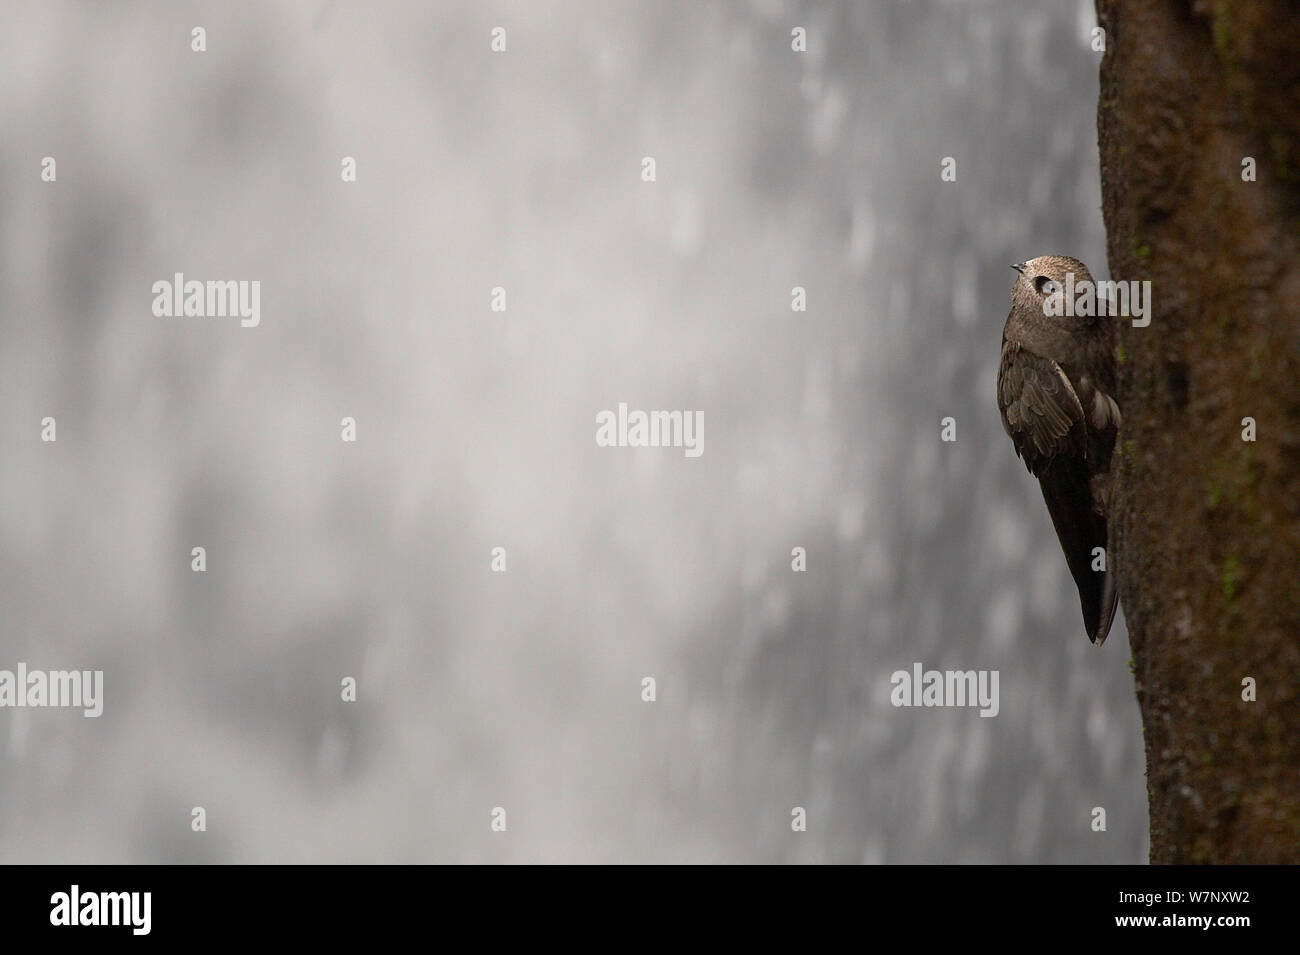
[1096,0,1300,862]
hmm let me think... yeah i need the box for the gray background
[0,0,1146,863]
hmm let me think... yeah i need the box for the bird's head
[1010,255,1095,315]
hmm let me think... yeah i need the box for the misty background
[0,0,1146,862]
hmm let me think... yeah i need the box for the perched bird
[997,255,1121,644]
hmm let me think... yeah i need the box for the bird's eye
[1035,276,1059,296]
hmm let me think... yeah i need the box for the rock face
[1095,0,1300,862]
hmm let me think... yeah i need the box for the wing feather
[997,342,1087,474]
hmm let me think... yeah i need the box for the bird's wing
[1095,551,1120,645]
[998,341,1119,645]
[1037,455,1115,644]
[997,341,1087,474]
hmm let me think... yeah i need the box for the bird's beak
[1010,263,1026,274]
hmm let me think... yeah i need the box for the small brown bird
[997,255,1121,644]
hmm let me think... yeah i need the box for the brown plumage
[997,255,1121,644]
